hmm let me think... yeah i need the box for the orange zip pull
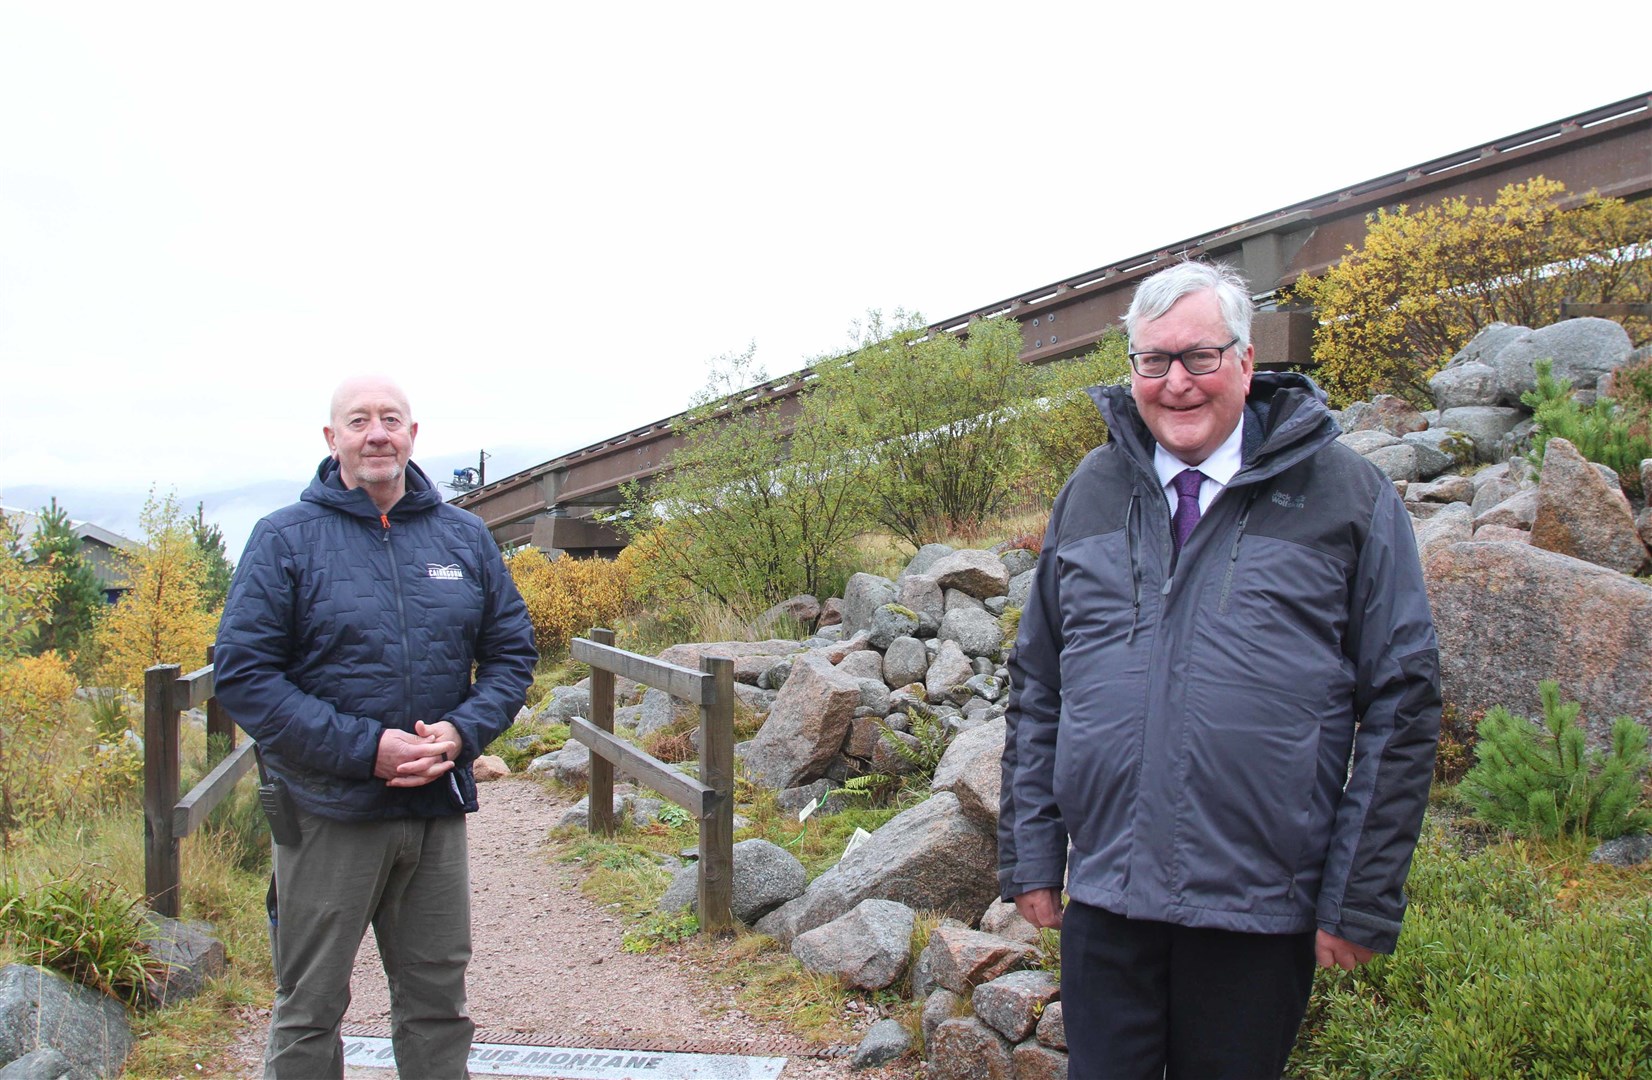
[380,514,390,529]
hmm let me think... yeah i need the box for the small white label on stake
[842,827,873,858]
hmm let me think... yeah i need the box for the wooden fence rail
[143,649,256,918]
[567,628,735,934]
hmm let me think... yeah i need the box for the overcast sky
[1,2,1646,555]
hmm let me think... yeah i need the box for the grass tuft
[0,871,169,1008]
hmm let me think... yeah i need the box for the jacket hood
[301,457,443,521]
[1086,371,1339,486]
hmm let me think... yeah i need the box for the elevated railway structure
[456,93,1652,555]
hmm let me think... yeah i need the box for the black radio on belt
[255,749,303,847]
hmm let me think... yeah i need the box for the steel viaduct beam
[456,92,1652,554]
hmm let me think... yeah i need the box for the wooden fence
[567,628,735,934]
[142,650,256,918]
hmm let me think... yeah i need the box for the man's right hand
[1013,887,1064,929]
[374,727,457,788]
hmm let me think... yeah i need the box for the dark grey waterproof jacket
[999,373,1441,951]
[215,458,536,822]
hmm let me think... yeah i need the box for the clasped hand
[374,720,462,788]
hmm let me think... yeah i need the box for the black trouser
[1060,900,1316,1080]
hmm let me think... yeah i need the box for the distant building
[2,506,139,603]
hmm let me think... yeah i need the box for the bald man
[216,377,536,1079]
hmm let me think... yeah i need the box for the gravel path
[223,776,919,1078]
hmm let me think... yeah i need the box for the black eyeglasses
[1127,338,1239,378]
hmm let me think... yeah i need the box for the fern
[877,710,949,781]
[837,773,898,805]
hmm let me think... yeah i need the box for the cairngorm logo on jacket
[427,564,465,580]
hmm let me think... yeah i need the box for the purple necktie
[1172,469,1205,554]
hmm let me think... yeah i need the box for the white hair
[1123,261,1254,349]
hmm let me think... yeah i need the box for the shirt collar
[1153,418,1245,491]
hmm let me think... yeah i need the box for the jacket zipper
[381,513,415,727]
[1125,476,1169,902]
[1125,490,1142,644]
[1217,489,1262,615]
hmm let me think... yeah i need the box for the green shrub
[812,312,1035,549]
[1615,351,1652,415]
[485,720,569,772]
[620,345,873,613]
[1018,333,1131,501]
[1459,680,1651,840]
[1292,822,1652,1078]
[621,910,699,953]
[835,772,899,807]
[0,874,172,1008]
[24,500,106,661]
[86,689,132,743]
[1523,359,1652,498]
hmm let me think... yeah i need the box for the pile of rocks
[528,544,1029,823]
[1339,317,1642,479]
[1330,320,1652,733]
[519,315,1652,1076]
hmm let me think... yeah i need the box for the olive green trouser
[264,811,473,1080]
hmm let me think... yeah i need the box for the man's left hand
[405,720,462,780]
[415,720,462,758]
[1315,930,1376,970]
[376,721,463,788]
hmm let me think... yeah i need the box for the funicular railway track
[454,93,1652,556]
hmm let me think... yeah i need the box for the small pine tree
[1460,681,1652,840]
[189,503,235,612]
[26,500,106,659]
[1522,360,1652,499]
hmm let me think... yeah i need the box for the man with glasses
[1000,261,1440,1078]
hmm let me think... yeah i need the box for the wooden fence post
[143,664,182,919]
[588,627,616,836]
[698,656,734,933]
[204,646,234,764]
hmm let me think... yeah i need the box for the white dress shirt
[1153,419,1245,518]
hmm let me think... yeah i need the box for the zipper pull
[380,513,390,530]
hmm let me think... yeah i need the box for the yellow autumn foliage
[1286,177,1652,407]
[506,546,634,657]
[92,492,221,691]
[0,652,131,838]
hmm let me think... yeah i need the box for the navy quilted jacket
[214,458,537,821]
